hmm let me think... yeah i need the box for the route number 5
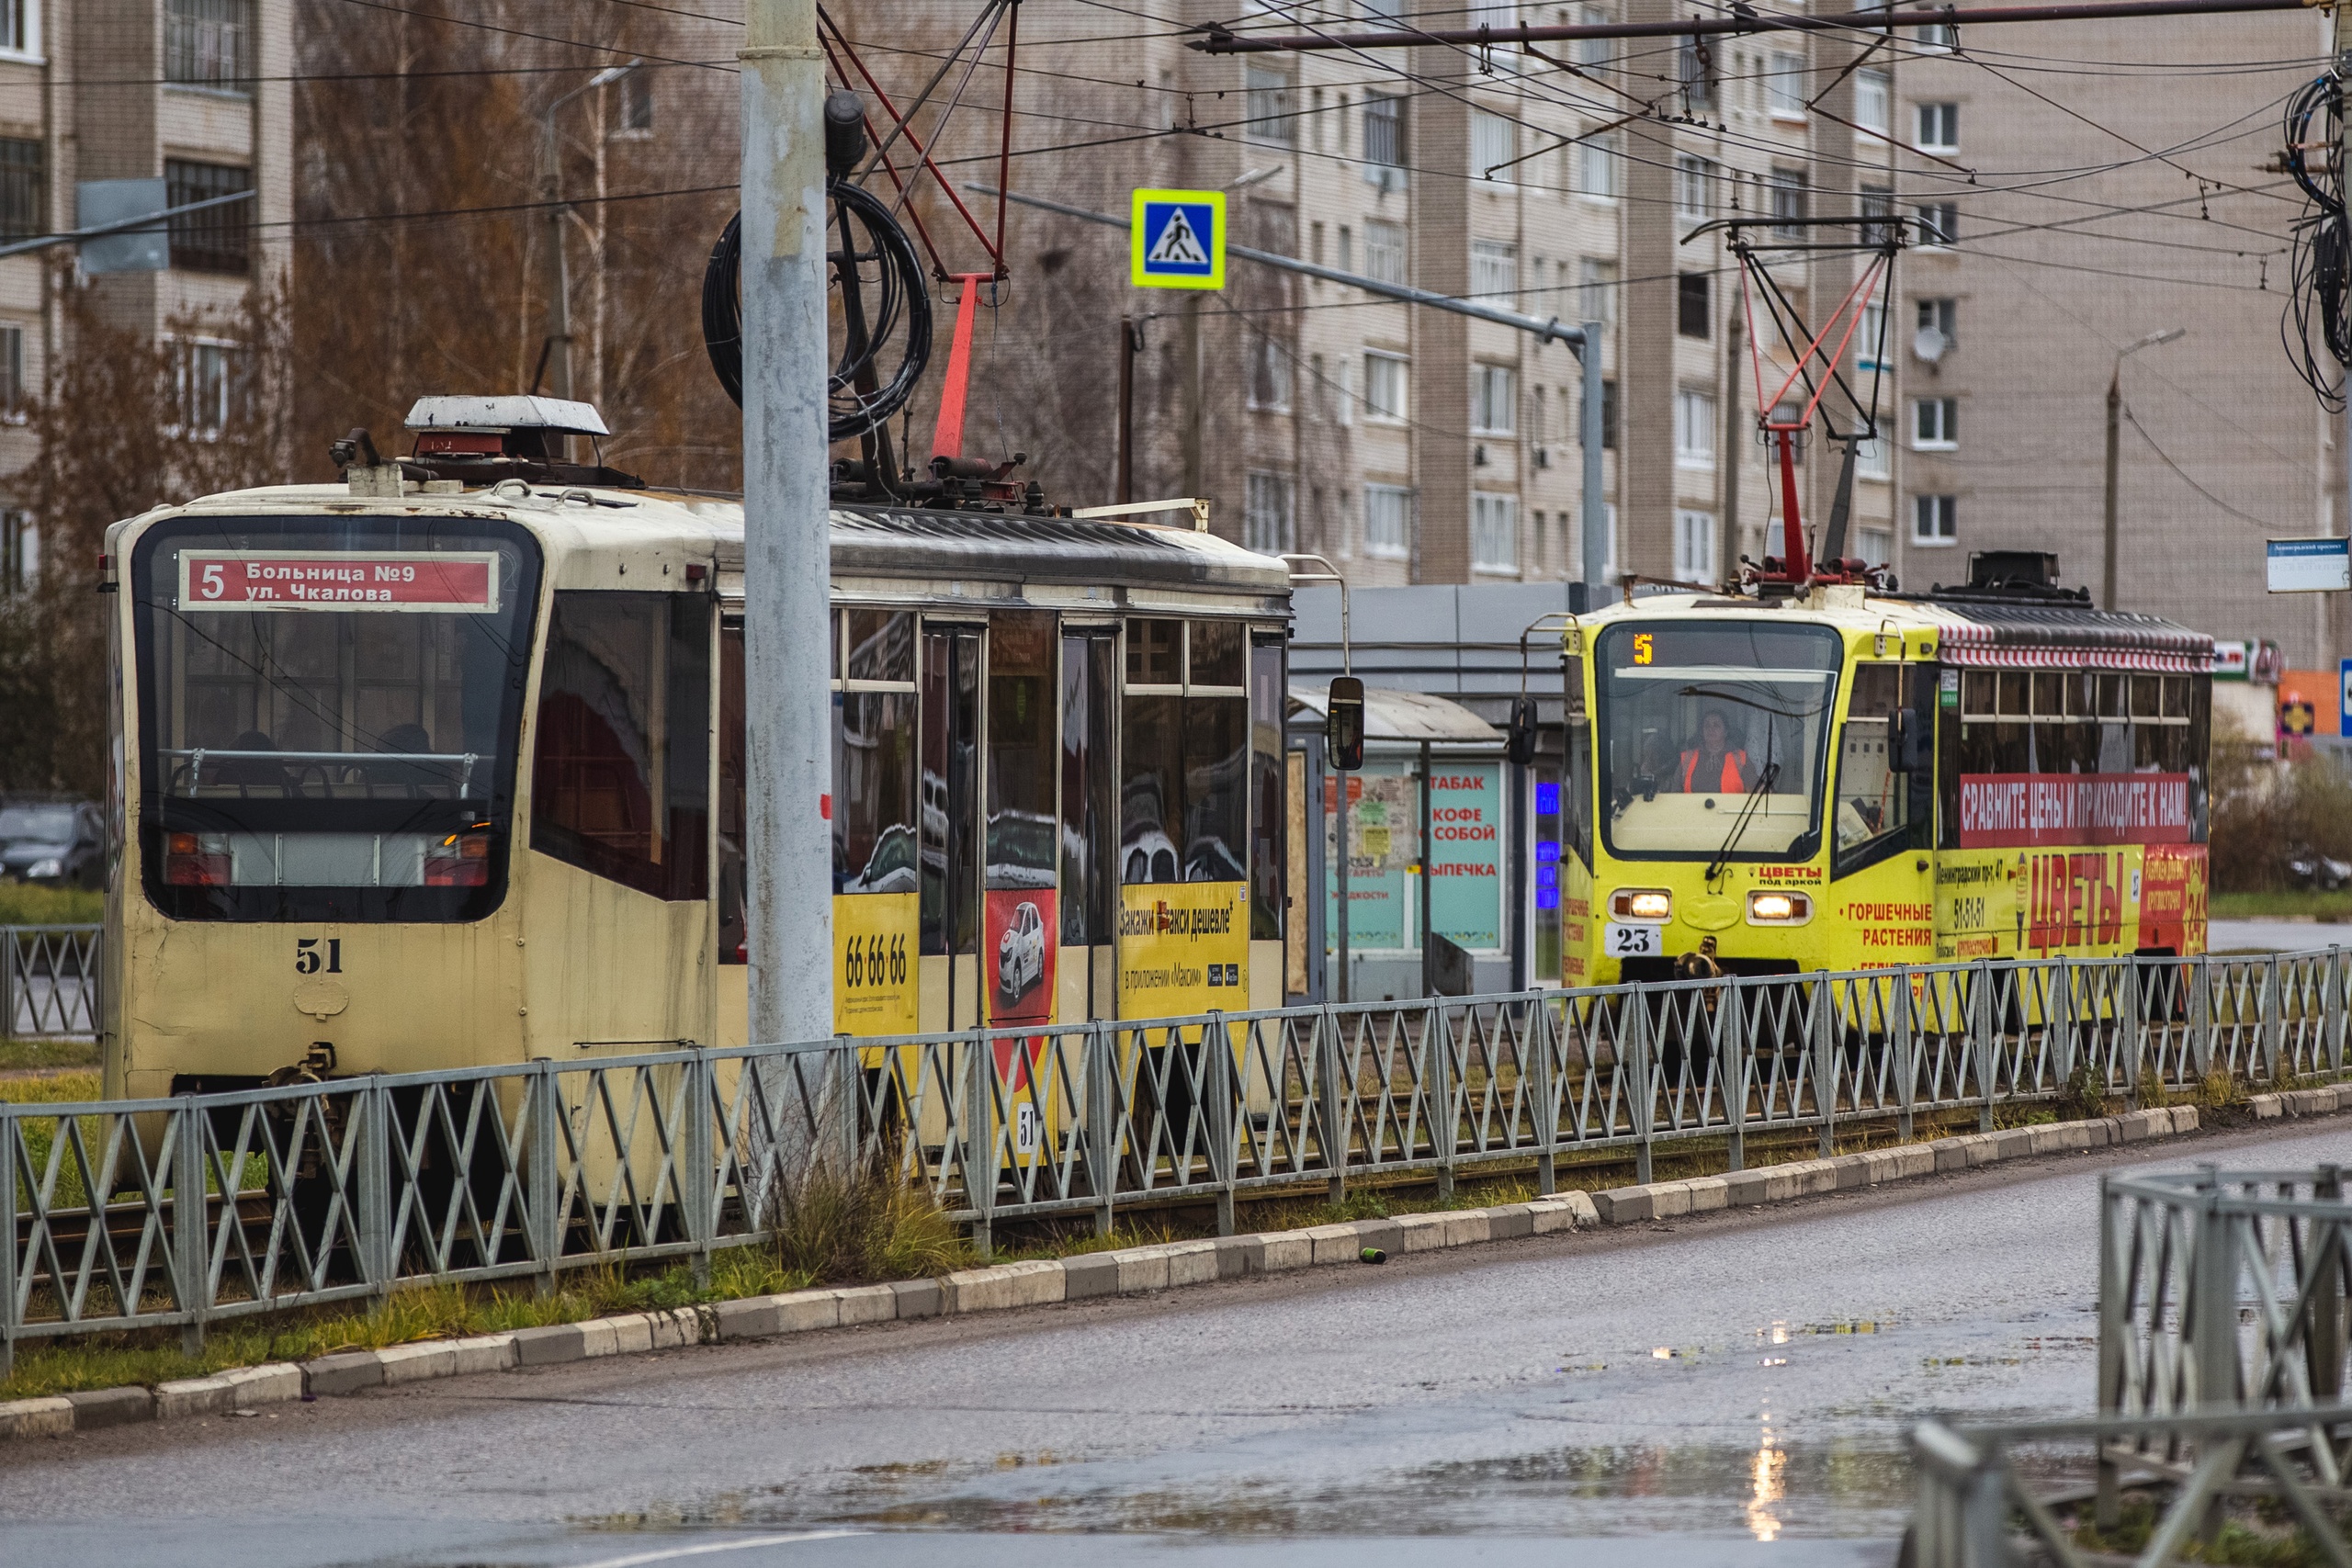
[199,563,225,600]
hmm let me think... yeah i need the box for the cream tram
[100,398,1292,1100]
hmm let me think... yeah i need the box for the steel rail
[1193,0,2312,51]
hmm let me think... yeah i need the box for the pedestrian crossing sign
[1131,188,1225,290]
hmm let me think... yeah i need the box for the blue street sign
[1131,188,1225,290]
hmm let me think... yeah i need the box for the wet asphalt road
[2211,919,2352,953]
[7,1122,2351,1568]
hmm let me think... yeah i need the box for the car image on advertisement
[0,800,104,888]
[997,898,1045,1003]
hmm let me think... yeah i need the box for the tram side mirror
[1327,676,1366,773]
[1890,707,1923,773]
[1506,695,1540,766]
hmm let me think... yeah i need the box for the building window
[1856,432,1891,479]
[165,159,251,274]
[1576,2,1612,70]
[1674,389,1716,468]
[1855,69,1890,137]
[1579,257,1618,325]
[1337,223,1354,272]
[1247,333,1292,412]
[1913,22,1957,51]
[1677,35,1714,114]
[1674,509,1717,582]
[1600,378,1619,450]
[1767,49,1805,118]
[1576,130,1622,199]
[1770,168,1809,240]
[1365,219,1408,284]
[1472,363,1517,435]
[618,70,654,133]
[1859,184,1894,245]
[1472,109,1514,179]
[1363,350,1408,423]
[0,321,23,412]
[1363,92,1405,176]
[1677,273,1711,339]
[175,339,241,436]
[0,138,40,243]
[1917,202,1958,247]
[1366,482,1412,558]
[1917,296,1957,346]
[1857,299,1888,371]
[1912,397,1958,449]
[0,0,34,57]
[1245,64,1295,146]
[1674,153,1713,222]
[1856,525,1894,567]
[1244,471,1296,554]
[1470,238,1517,306]
[1912,493,1958,545]
[165,0,249,89]
[1472,491,1519,573]
[1915,101,1960,154]
[1335,357,1354,426]
[0,511,28,594]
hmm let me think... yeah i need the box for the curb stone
[0,1093,2301,1443]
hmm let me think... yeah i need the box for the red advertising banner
[1955,773,2191,849]
[179,551,500,612]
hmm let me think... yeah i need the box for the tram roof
[119,486,1294,604]
[1579,584,2213,673]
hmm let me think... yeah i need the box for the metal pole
[1419,740,1433,998]
[1182,295,1203,495]
[0,1104,15,1381]
[741,1,836,1099]
[2101,366,2120,611]
[1336,772,1351,1006]
[1117,314,1136,505]
[540,118,571,403]
[1578,324,1609,611]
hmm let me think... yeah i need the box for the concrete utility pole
[741,0,835,1057]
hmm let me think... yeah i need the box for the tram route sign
[177,549,501,612]
[2266,536,2351,593]
[1130,189,1225,290]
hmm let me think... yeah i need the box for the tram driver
[1677,708,1750,795]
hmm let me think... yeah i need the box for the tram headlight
[1609,888,1672,922]
[424,831,492,887]
[1747,890,1813,925]
[164,832,230,887]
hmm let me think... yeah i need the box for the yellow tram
[98,398,1291,1101]
[1555,551,2212,987]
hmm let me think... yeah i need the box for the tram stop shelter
[1284,682,1510,1006]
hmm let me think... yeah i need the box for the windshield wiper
[1705,759,1781,882]
[1676,684,1827,722]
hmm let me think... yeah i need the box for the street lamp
[537,60,640,404]
[2101,326,2185,612]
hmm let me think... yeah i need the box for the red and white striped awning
[1930,608,2213,675]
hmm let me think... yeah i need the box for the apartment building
[0,0,290,593]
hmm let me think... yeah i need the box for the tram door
[1060,626,1118,1021]
[920,623,985,1031]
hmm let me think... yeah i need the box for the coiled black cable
[701,177,933,443]
[2283,73,2350,411]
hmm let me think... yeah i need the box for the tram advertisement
[1117,882,1249,1019]
[985,890,1058,1160]
[832,892,918,1036]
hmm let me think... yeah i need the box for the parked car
[0,799,105,888]
[997,899,1046,1002]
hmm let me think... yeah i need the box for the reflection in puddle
[1746,1407,1788,1542]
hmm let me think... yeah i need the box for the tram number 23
[842,932,909,989]
[295,938,344,975]
[1602,922,1660,958]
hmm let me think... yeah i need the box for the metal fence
[1,925,99,1040]
[6,948,2350,1371]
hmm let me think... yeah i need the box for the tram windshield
[130,515,542,920]
[1594,621,1842,862]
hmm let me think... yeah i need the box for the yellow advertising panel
[1118,881,1250,1018]
[833,891,918,1037]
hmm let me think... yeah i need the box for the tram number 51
[295,938,344,975]
[843,932,908,989]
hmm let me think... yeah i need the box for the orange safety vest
[1679,748,1748,794]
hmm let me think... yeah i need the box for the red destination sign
[178,551,499,612]
[1956,773,2191,849]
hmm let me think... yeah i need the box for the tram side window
[1250,634,1286,940]
[718,621,745,962]
[986,611,1057,891]
[1060,631,1117,945]
[1121,619,1250,885]
[1832,663,1917,872]
[530,591,710,901]
[837,609,919,899]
